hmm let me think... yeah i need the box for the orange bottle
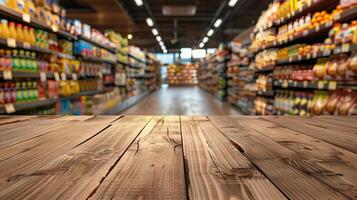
[8,22,17,40]
[16,24,24,42]
[1,20,10,39]
[23,25,31,43]
[29,27,36,45]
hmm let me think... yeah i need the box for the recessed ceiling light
[207,29,214,37]
[134,0,143,6]
[159,41,164,46]
[163,49,168,53]
[203,37,209,43]
[127,34,133,40]
[214,19,222,28]
[156,36,162,42]
[146,18,153,27]
[199,43,204,48]
[152,29,158,35]
[228,0,238,7]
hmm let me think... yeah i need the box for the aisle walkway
[121,86,241,115]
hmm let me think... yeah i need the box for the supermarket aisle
[121,86,241,115]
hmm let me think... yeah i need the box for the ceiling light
[207,29,214,37]
[199,43,204,48]
[152,29,158,35]
[134,0,143,6]
[214,19,222,28]
[146,18,154,26]
[228,0,238,7]
[127,34,133,40]
[203,37,209,43]
[156,36,162,42]
[159,41,164,46]
[163,49,168,53]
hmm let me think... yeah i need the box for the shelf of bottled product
[253,5,357,54]
[254,0,339,34]
[0,5,77,40]
[1,71,83,80]
[101,91,150,115]
[256,90,275,98]
[273,79,357,91]
[0,38,75,59]
[77,55,116,65]
[0,89,106,114]
[274,43,357,66]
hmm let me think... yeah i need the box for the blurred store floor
[121,86,242,115]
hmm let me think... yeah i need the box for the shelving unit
[0,2,161,115]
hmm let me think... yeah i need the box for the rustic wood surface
[0,115,355,200]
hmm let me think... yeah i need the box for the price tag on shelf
[7,38,16,48]
[298,55,302,60]
[61,73,67,81]
[4,103,15,114]
[323,50,331,56]
[3,71,12,80]
[54,72,60,81]
[303,81,308,88]
[289,57,293,62]
[51,25,58,32]
[40,72,47,82]
[315,25,320,32]
[282,80,288,88]
[98,73,103,79]
[317,81,325,89]
[23,42,31,49]
[334,14,341,21]
[303,30,309,36]
[306,54,311,59]
[342,44,350,53]
[312,52,317,58]
[328,81,337,90]
[293,81,298,87]
[72,73,78,81]
[22,13,31,23]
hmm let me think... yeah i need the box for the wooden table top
[0,115,356,200]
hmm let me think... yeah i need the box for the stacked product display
[0,0,160,115]
[251,0,356,115]
[226,41,256,114]
[167,63,198,85]
[198,44,230,100]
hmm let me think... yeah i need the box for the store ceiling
[60,0,271,52]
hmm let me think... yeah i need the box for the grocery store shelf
[255,67,274,73]
[0,90,102,114]
[0,38,75,59]
[276,44,357,65]
[256,90,274,97]
[78,35,116,53]
[78,55,116,65]
[0,5,77,40]
[335,6,357,23]
[128,53,147,64]
[255,0,339,33]
[102,91,150,115]
[117,60,142,69]
[274,79,357,91]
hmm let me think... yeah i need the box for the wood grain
[210,116,349,200]
[90,116,186,200]
[0,116,152,200]
[0,116,114,189]
[264,116,357,154]
[181,116,287,200]
[239,117,357,199]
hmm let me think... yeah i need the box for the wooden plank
[90,116,186,200]
[0,116,153,200]
[209,116,349,200]
[263,116,357,154]
[0,116,114,188]
[313,116,357,129]
[238,117,357,199]
[0,116,70,150]
[181,116,287,200]
[0,116,37,125]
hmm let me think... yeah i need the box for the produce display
[167,63,198,85]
